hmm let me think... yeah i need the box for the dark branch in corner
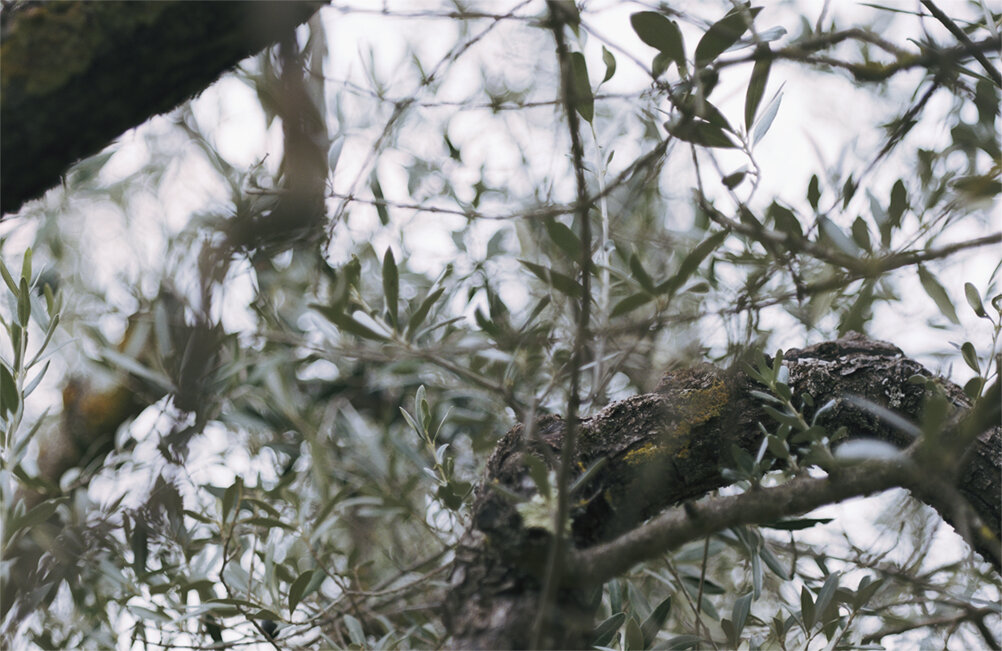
[0,1,323,215]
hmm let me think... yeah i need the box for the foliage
[1,1,999,649]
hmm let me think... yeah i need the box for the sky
[0,2,998,648]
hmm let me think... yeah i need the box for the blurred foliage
[0,1,1000,649]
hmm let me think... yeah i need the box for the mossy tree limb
[0,0,323,215]
[443,333,1001,649]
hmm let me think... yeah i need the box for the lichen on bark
[443,333,1001,649]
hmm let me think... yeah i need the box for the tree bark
[443,333,1001,649]
[0,0,323,215]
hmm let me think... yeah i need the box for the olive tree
[1,1,999,649]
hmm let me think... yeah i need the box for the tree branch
[699,193,1001,282]
[725,232,1002,314]
[719,29,1001,84]
[862,605,1001,649]
[443,333,1001,648]
[920,0,1001,86]
[565,458,915,586]
[0,1,323,215]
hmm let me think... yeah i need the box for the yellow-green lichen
[668,376,730,439]
[614,376,729,466]
[623,441,666,465]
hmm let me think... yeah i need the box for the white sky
[0,2,998,648]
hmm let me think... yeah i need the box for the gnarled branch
[443,333,1000,649]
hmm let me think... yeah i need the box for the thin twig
[723,231,1002,314]
[322,131,672,225]
[326,1,535,237]
[921,0,1001,86]
[531,2,594,647]
[695,536,713,645]
[717,31,1000,83]
[862,606,1000,648]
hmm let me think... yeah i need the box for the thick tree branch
[0,0,323,215]
[443,333,1001,649]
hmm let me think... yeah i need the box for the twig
[862,606,1000,648]
[695,536,715,646]
[322,128,671,225]
[920,0,1001,86]
[723,231,1002,314]
[324,5,537,22]
[326,0,535,236]
[717,31,1000,83]
[531,2,594,647]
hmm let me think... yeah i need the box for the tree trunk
[443,333,1001,649]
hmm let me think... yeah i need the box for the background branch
[0,0,323,215]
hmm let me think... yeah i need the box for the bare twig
[920,0,1001,86]
[325,4,537,22]
[532,2,594,647]
[323,130,672,224]
[326,0,535,236]
[862,605,1000,648]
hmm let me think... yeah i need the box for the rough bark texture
[0,0,323,215]
[443,333,1001,649]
